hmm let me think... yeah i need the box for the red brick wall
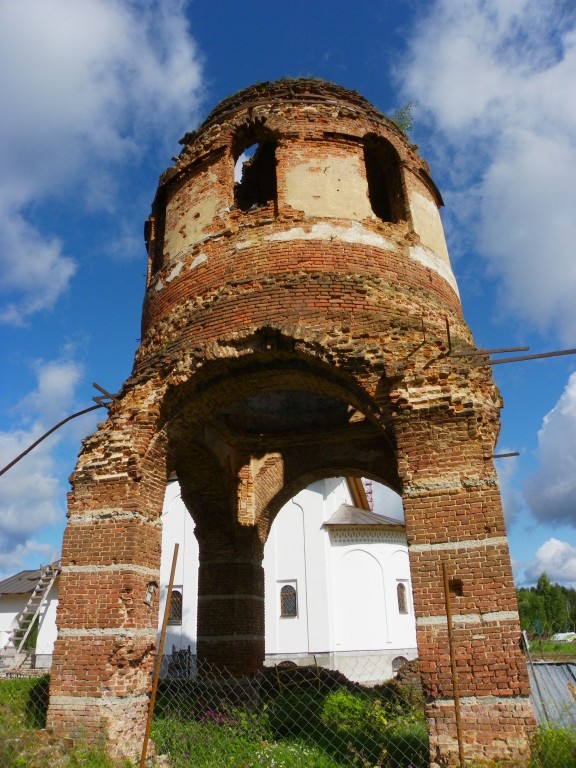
[48,80,534,764]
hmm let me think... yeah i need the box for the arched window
[232,123,278,212]
[280,584,297,617]
[168,588,183,625]
[234,142,277,210]
[363,134,404,223]
[397,582,408,614]
[392,655,408,676]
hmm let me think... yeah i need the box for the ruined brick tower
[47,80,534,763]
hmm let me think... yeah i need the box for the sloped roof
[324,503,405,529]
[0,561,60,595]
[0,568,42,595]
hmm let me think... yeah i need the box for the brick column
[46,418,166,758]
[395,411,534,766]
[195,523,265,675]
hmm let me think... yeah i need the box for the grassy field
[0,675,128,768]
[527,640,576,660]
[1,674,576,767]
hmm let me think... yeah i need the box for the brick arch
[263,466,401,534]
[49,79,534,765]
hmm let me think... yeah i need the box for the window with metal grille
[280,584,297,617]
[397,582,408,614]
[168,588,183,625]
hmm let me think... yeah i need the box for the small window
[392,655,408,676]
[168,588,183,625]
[363,134,404,223]
[280,584,297,618]
[234,141,277,211]
[397,582,408,614]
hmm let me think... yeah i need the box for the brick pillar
[46,417,166,758]
[195,523,265,675]
[395,411,534,766]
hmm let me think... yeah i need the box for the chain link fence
[150,655,428,768]
[1,649,576,766]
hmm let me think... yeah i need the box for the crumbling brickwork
[48,79,534,763]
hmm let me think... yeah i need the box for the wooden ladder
[4,562,59,668]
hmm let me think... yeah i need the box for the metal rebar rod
[492,452,520,459]
[140,543,179,768]
[451,346,529,356]
[475,348,576,366]
[0,403,104,478]
[442,561,465,768]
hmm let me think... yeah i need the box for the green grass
[527,640,576,659]
[3,674,576,768]
[0,676,132,768]
[151,681,430,768]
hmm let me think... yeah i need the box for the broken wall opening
[234,141,278,211]
[363,133,405,223]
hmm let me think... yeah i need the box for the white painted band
[417,610,519,627]
[409,244,459,296]
[62,564,159,577]
[404,477,498,495]
[50,694,149,707]
[265,221,395,251]
[410,536,508,552]
[433,695,532,707]
[198,635,263,642]
[59,628,155,638]
[67,510,161,527]
[198,595,264,602]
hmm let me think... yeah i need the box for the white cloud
[0,541,53,583]
[0,0,204,324]
[523,372,576,526]
[495,450,521,527]
[399,0,576,345]
[524,538,576,587]
[0,356,88,572]
[0,209,75,324]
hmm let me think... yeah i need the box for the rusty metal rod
[451,346,529,356]
[475,348,576,366]
[0,403,103,478]
[492,452,520,459]
[442,561,465,768]
[140,543,179,768]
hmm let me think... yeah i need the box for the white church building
[1,477,417,682]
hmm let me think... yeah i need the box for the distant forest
[516,573,576,634]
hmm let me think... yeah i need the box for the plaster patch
[284,155,373,219]
[266,221,394,250]
[154,279,164,292]
[409,244,459,296]
[166,262,183,283]
[235,240,253,251]
[191,253,208,269]
[409,190,450,263]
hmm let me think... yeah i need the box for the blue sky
[1,0,575,586]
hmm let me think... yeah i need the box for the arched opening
[232,121,278,213]
[363,133,405,223]
[155,347,403,679]
[156,473,418,684]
